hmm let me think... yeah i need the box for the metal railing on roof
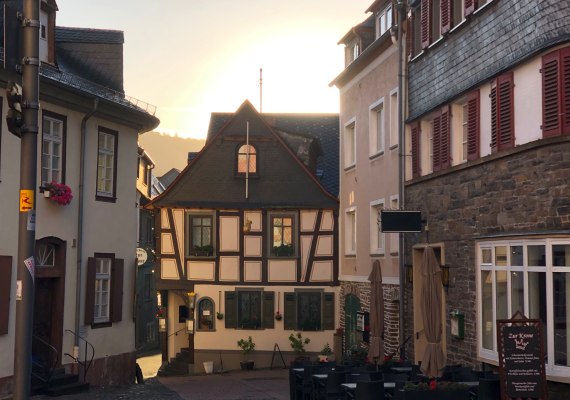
[40,65,157,116]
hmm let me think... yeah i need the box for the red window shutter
[411,122,421,178]
[421,0,432,49]
[490,85,498,152]
[0,256,12,335]
[561,47,570,135]
[440,106,451,169]
[497,72,515,150]
[111,258,124,322]
[441,0,452,34]
[84,257,96,325]
[467,90,480,160]
[465,0,478,17]
[432,113,442,172]
[542,51,561,137]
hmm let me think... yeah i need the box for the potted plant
[43,181,73,206]
[216,311,224,320]
[289,332,310,361]
[237,336,255,370]
[318,342,332,362]
[275,311,282,321]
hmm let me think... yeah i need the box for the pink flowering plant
[44,181,73,206]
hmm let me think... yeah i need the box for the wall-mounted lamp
[188,291,196,309]
[159,317,166,332]
[406,264,413,284]
[243,219,252,234]
[440,264,450,288]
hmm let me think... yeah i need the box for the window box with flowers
[42,182,73,206]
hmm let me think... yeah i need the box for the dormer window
[377,4,393,38]
[237,144,256,174]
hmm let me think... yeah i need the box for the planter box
[398,389,470,400]
[240,360,254,370]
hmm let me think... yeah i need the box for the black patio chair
[317,371,345,400]
[354,380,384,400]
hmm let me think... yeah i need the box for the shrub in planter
[237,336,255,370]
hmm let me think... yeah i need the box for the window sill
[389,144,398,151]
[344,164,356,172]
[370,251,385,257]
[369,151,384,161]
[96,194,117,203]
[344,253,356,258]
[91,321,112,329]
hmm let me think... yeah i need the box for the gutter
[74,98,99,354]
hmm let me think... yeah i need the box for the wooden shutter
[542,50,561,137]
[262,291,275,329]
[284,292,296,330]
[432,113,442,172]
[467,90,480,160]
[84,257,96,325]
[497,72,515,150]
[322,293,335,330]
[561,47,570,135]
[0,256,12,335]
[411,122,421,178]
[464,0,478,17]
[440,106,451,169]
[490,84,498,152]
[441,0,452,34]
[110,258,124,322]
[420,0,431,49]
[225,291,237,328]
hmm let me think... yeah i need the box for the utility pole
[12,0,40,398]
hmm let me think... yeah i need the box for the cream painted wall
[191,285,339,355]
[0,98,140,379]
[338,44,401,283]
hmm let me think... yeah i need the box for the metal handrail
[167,327,187,338]
[32,335,59,387]
[64,329,95,382]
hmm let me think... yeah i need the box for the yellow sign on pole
[20,190,34,212]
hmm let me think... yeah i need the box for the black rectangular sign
[380,210,422,232]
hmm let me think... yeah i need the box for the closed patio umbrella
[420,247,445,377]
[368,260,384,361]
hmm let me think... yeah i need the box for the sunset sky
[56,0,372,139]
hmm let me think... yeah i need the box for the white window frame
[94,257,112,323]
[476,238,570,378]
[370,199,385,255]
[97,130,116,197]
[377,4,393,38]
[369,98,385,158]
[345,207,357,256]
[344,118,356,169]
[42,115,63,185]
[389,195,399,254]
[389,88,399,149]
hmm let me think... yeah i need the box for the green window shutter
[284,292,296,330]
[84,257,96,325]
[225,291,237,328]
[262,291,275,329]
[323,293,335,330]
[110,258,124,323]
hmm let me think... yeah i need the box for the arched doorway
[344,294,360,355]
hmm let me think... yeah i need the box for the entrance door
[33,238,66,368]
[345,294,360,356]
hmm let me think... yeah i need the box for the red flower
[429,379,437,390]
[44,181,73,206]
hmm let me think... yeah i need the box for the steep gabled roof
[206,111,339,197]
[146,101,338,210]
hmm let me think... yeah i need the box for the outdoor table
[457,381,479,386]
[341,382,396,390]
[391,366,412,373]
[292,368,304,373]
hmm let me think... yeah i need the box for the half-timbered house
[146,100,340,373]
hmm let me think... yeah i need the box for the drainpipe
[75,98,99,355]
[396,1,408,360]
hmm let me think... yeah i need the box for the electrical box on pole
[6,81,23,137]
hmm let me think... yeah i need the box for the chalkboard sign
[497,315,547,400]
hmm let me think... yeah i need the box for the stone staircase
[157,347,192,376]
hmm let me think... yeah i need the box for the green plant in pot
[318,342,332,362]
[289,332,310,362]
[237,336,255,370]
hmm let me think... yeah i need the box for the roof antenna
[259,68,263,113]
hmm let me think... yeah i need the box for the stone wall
[339,281,400,360]
[403,135,570,368]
